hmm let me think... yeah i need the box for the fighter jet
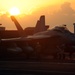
[0,15,49,59]
[27,25,75,59]
[1,15,75,59]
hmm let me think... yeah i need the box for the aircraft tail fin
[11,16,24,36]
[34,15,49,33]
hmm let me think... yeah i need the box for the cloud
[47,2,75,32]
[60,2,75,15]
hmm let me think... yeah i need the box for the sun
[9,7,20,16]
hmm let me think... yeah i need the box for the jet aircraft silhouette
[0,15,49,59]
[1,16,75,59]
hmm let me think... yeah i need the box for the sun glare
[9,7,20,16]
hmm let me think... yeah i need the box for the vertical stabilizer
[11,16,24,36]
[34,15,49,33]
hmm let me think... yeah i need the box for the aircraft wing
[27,35,50,39]
[1,37,30,42]
[27,32,71,46]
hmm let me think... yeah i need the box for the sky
[0,0,75,32]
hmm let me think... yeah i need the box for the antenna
[0,24,2,25]
[73,23,75,34]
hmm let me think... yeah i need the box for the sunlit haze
[9,7,20,16]
[0,0,75,32]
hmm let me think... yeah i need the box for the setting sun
[9,7,20,16]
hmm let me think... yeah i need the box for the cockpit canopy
[34,25,71,36]
[52,25,69,33]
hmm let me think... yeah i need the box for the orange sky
[0,0,75,32]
